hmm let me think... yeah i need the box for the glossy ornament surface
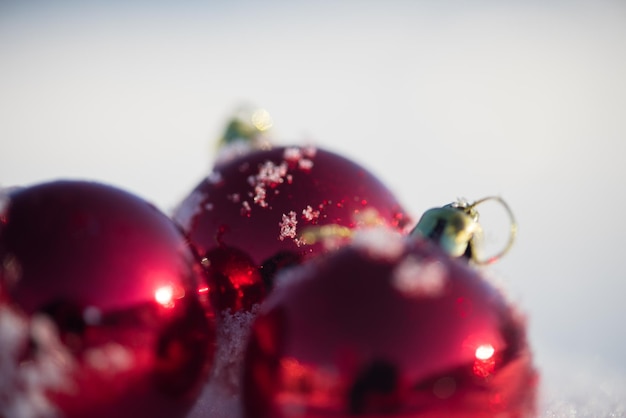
[0,181,215,418]
[173,145,411,313]
[242,230,537,418]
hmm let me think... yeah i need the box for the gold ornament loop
[411,196,517,265]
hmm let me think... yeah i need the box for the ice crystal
[297,158,313,171]
[302,205,320,222]
[279,211,298,242]
[253,183,268,208]
[282,146,314,171]
[240,201,251,217]
[301,145,317,158]
[250,161,288,208]
[257,161,288,186]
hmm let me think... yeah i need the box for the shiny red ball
[242,231,538,418]
[173,145,411,313]
[0,181,216,418]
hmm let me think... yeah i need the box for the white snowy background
[1,0,625,416]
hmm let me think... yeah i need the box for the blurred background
[1,0,625,415]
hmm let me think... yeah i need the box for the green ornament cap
[411,196,517,265]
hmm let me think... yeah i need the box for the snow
[351,226,405,261]
[537,354,626,418]
[187,306,260,418]
[182,274,626,418]
[0,308,74,418]
[302,205,320,222]
[392,255,448,298]
[278,211,298,242]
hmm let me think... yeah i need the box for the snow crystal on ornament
[253,185,268,208]
[257,161,288,187]
[392,255,447,298]
[241,201,252,217]
[279,211,300,245]
[282,146,316,167]
[283,146,315,170]
[298,158,313,171]
[283,147,303,162]
[302,205,320,222]
[250,160,288,208]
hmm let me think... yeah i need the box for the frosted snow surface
[0,307,75,418]
[183,314,626,418]
[351,226,405,261]
[187,306,260,418]
[392,256,448,298]
[183,313,626,418]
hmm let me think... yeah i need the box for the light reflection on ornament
[475,343,495,361]
[251,108,274,131]
[473,343,497,378]
[155,285,175,307]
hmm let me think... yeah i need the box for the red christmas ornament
[0,181,216,418]
[173,145,411,314]
[242,229,538,418]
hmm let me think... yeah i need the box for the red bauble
[0,181,215,418]
[242,230,538,418]
[173,145,411,313]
